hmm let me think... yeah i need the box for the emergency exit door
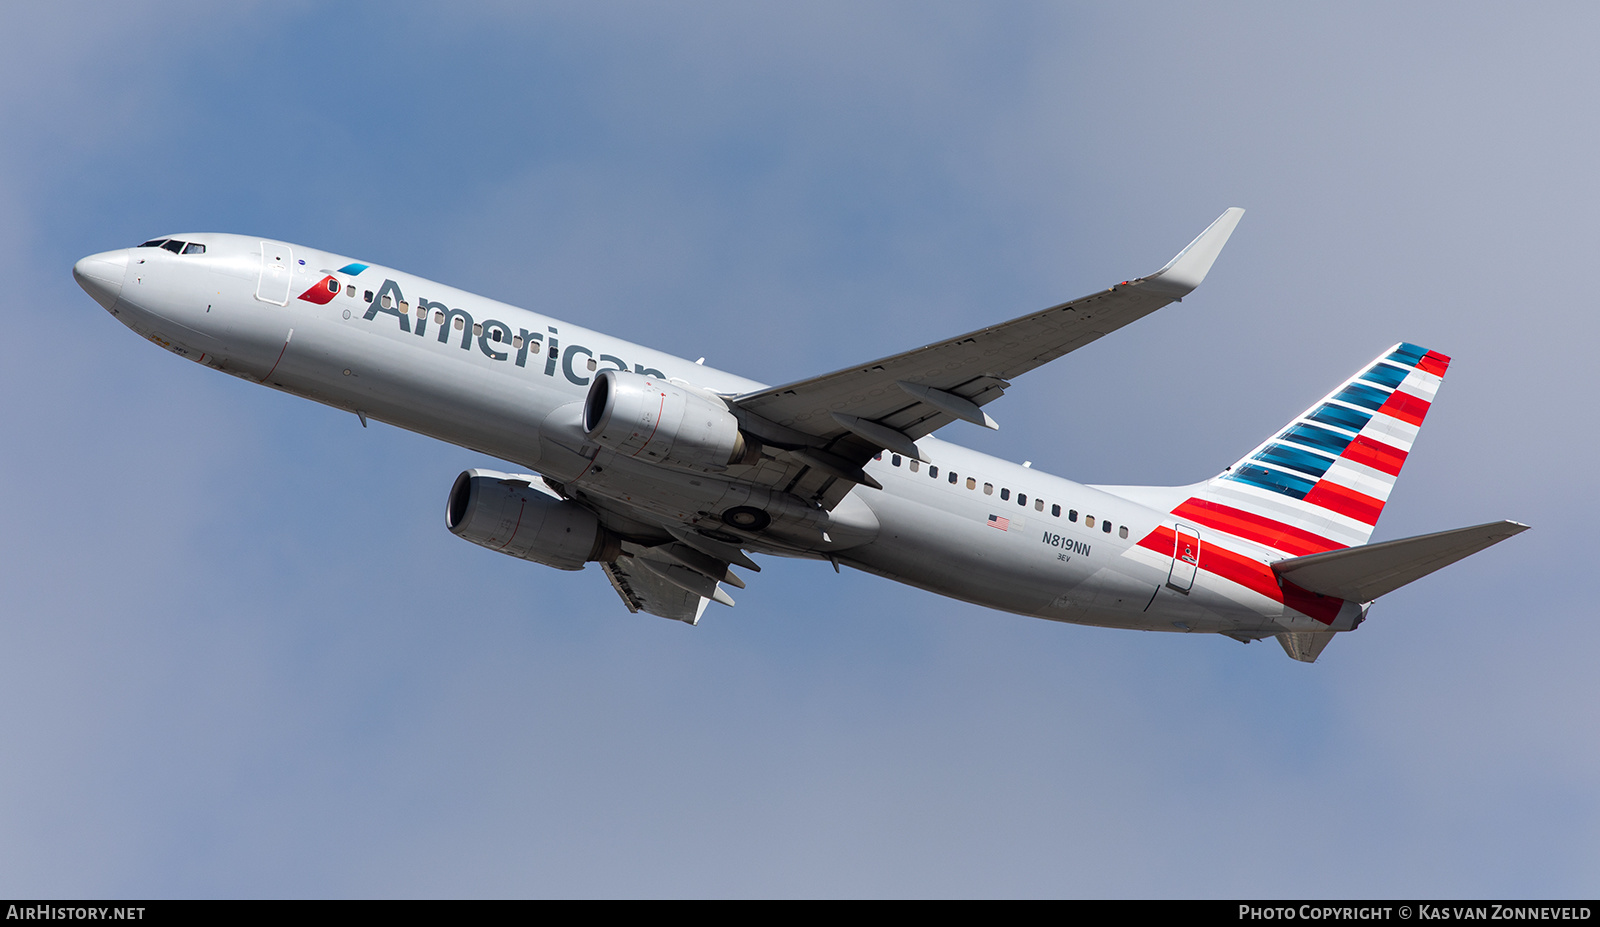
[1168,523,1201,592]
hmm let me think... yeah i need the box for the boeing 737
[72,209,1526,662]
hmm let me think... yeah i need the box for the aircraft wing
[729,209,1243,504]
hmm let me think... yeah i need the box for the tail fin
[1176,343,1451,555]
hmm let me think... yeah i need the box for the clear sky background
[1,2,1594,898]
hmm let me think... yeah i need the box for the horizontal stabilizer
[1272,520,1529,602]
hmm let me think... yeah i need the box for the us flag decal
[987,514,1009,531]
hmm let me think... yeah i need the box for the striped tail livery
[1194,341,1448,553]
[1131,343,1526,662]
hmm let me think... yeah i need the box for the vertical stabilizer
[1176,343,1451,556]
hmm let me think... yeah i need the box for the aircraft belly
[561,452,879,551]
[847,487,1080,617]
[848,479,1291,634]
[267,317,560,467]
[107,296,225,362]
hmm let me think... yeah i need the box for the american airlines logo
[307,276,667,389]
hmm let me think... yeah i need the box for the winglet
[1142,207,1244,298]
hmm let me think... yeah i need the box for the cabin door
[256,241,293,305]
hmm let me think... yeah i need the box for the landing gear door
[1168,523,1200,592]
[256,241,293,305]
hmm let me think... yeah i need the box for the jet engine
[446,469,620,571]
[583,369,760,471]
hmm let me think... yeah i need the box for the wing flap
[602,559,710,625]
[1272,520,1529,602]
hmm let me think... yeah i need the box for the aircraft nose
[73,249,129,310]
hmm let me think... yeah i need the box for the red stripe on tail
[1341,435,1408,476]
[1303,480,1384,524]
[1377,390,1431,427]
[1170,498,1343,557]
[1134,526,1344,624]
[1417,350,1451,377]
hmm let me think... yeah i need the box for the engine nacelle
[446,469,620,571]
[583,369,759,471]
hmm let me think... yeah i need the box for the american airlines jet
[72,209,1525,662]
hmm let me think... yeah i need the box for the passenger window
[454,317,465,331]
[381,294,392,309]
[182,242,206,255]
[1035,499,1045,512]
[364,290,373,302]
[1085,515,1095,528]
[1051,504,1061,517]
[1069,510,1078,522]
[966,478,976,490]
[909,460,920,473]
[891,455,902,467]
[324,278,338,295]
[948,471,958,484]
[1017,494,1027,506]
[434,310,445,325]
[1119,526,1129,539]
[586,358,597,371]
[398,300,409,313]
[347,286,357,297]
[492,329,504,343]
[472,322,482,336]
[1000,488,1010,501]
[984,483,993,495]
[929,466,938,478]
[1103,520,1113,534]
[161,240,185,253]
[513,336,523,349]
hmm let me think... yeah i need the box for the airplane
[72,208,1526,663]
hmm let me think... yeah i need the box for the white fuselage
[74,233,1361,638]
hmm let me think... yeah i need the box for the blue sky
[1,2,1594,897]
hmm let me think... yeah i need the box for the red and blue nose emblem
[297,275,340,305]
[297,264,365,305]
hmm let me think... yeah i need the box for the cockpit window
[136,238,204,253]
